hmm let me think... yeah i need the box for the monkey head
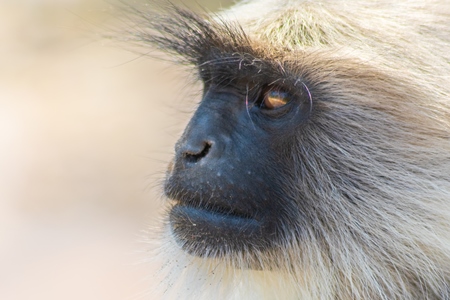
[128,1,450,299]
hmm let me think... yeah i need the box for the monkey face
[165,79,312,257]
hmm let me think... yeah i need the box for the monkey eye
[261,88,290,110]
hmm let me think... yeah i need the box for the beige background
[0,0,232,299]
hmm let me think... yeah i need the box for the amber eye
[262,89,290,109]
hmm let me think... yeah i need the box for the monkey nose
[179,140,213,165]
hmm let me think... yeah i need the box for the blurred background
[0,0,233,299]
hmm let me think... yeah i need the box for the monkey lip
[170,201,258,225]
[168,201,270,255]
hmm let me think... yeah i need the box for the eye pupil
[263,90,289,109]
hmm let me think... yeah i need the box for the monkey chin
[168,200,277,260]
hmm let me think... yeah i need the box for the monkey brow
[131,5,268,68]
[142,6,254,61]
[128,4,297,87]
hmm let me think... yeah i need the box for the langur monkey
[129,0,450,299]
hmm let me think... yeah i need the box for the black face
[164,77,312,257]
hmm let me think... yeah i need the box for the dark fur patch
[126,5,298,87]
[130,5,254,64]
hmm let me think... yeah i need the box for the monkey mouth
[168,199,272,256]
[170,200,259,229]
[172,202,256,222]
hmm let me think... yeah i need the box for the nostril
[183,142,212,163]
